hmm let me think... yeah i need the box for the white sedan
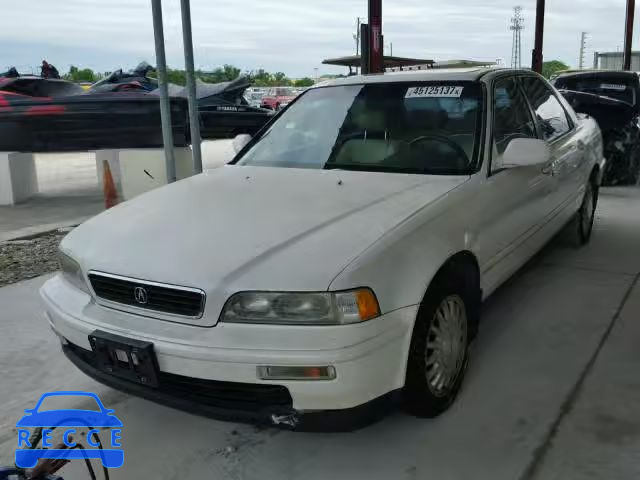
[42,68,604,430]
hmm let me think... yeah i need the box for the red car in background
[260,87,297,111]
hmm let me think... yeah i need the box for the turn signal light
[354,289,381,321]
[257,366,336,381]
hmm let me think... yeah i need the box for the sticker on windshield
[600,83,627,91]
[405,86,464,98]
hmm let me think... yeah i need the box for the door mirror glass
[232,134,252,153]
[502,138,551,168]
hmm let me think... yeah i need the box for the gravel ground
[0,231,67,287]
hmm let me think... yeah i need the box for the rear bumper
[42,275,416,426]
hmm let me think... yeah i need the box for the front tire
[403,267,476,418]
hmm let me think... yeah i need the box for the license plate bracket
[89,330,160,387]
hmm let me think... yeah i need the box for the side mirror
[232,134,252,154]
[502,138,551,168]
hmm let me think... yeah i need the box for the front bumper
[42,275,416,422]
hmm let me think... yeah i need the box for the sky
[1,0,638,78]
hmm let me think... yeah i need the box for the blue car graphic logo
[15,391,123,469]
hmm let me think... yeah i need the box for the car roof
[315,68,532,87]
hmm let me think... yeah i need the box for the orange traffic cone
[102,160,118,209]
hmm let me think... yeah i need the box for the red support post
[368,0,383,73]
[624,0,636,70]
[531,0,546,73]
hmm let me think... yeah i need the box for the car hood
[63,166,466,324]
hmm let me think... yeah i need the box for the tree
[294,77,315,87]
[64,66,101,83]
[542,60,569,79]
[272,72,291,86]
[148,69,184,85]
[250,69,274,86]
[201,64,242,83]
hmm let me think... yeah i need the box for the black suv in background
[553,70,640,185]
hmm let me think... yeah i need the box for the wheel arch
[422,251,480,298]
[418,250,482,336]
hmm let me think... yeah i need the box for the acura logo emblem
[134,286,148,305]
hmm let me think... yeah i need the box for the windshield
[554,76,637,106]
[236,82,483,175]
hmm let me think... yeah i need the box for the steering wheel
[408,134,469,162]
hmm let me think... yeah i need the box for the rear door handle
[541,164,554,176]
[577,141,586,151]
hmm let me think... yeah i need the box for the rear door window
[521,77,572,142]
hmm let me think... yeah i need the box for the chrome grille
[88,271,205,318]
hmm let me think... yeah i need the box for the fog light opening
[257,365,336,381]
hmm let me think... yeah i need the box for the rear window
[554,76,636,105]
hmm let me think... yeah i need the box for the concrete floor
[0,141,234,241]
[0,187,638,480]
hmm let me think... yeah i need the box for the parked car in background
[245,91,265,108]
[554,70,640,185]
[43,68,603,431]
[260,87,297,110]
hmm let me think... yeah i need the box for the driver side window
[492,77,537,173]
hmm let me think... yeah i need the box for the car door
[476,76,556,284]
[520,75,581,217]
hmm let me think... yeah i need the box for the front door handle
[541,164,554,176]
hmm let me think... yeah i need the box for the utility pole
[531,0,546,73]
[510,7,524,69]
[579,32,589,69]
[355,19,360,57]
[354,17,362,74]
[624,0,636,70]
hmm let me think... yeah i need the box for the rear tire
[565,176,598,247]
[403,264,478,418]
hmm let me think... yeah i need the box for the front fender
[329,207,468,314]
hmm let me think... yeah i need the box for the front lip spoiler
[62,343,396,432]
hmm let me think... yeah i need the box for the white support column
[94,147,193,202]
[0,152,38,205]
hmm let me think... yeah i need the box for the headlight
[221,289,380,325]
[58,251,90,294]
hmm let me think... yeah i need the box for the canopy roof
[322,55,434,69]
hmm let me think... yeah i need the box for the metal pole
[624,0,635,70]
[368,0,383,73]
[531,0,545,73]
[151,0,176,183]
[180,0,202,175]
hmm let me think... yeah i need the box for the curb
[0,217,89,243]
